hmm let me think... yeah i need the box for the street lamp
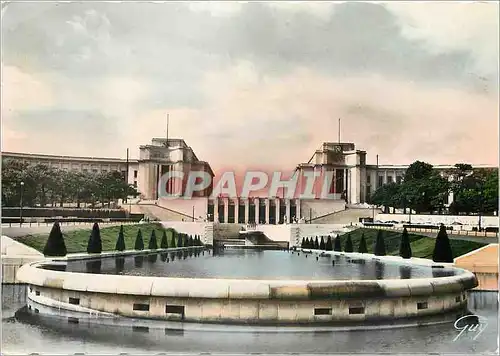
[20,181,25,227]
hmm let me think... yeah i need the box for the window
[134,181,137,187]
[69,297,80,305]
[417,302,428,310]
[455,296,461,303]
[92,169,98,173]
[378,176,384,187]
[314,308,332,316]
[134,170,138,178]
[132,326,149,333]
[35,291,40,296]
[68,317,79,324]
[165,305,185,315]
[396,176,403,184]
[366,175,371,184]
[133,303,150,311]
[349,306,365,315]
[387,175,393,183]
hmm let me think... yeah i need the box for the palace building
[1,138,494,224]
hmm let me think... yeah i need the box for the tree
[148,230,158,250]
[314,237,319,249]
[171,231,177,248]
[87,222,102,254]
[344,234,353,253]
[188,235,194,247]
[134,229,144,250]
[177,233,183,248]
[325,236,333,251]
[374,230,386,256]
[319,236,326,250]
[115,225,126,251]
[160,230,169,249]
[358,233,368,253]
[432,224,453,262]
[404,161,434,181]
[399,228,412,259]
[43,221,67,256]
[334,235,342,252]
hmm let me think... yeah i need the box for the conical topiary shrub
[325,236,333,251]
[432,224,453,262]
[160,230,169,249]
[87,222,102,254]
[301,238,305,248]
[334,235,342,252]
[344,233,354,253]
[134,229,144,250]
[399,227,412,259]
[358,233,368,253]
[177,233,183,248]
[115,225,126,251]
[43,221,67,256]
[314,237,319,249]
[188,235,194,247]
[319,236,326,250]
[374,230,386,256]
[171,231,177,248]
[148,230,158,250]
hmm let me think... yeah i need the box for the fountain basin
[16,250,477,325]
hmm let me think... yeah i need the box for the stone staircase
[310,207,381,224]
[213,223,244,240]
[129,203,191,222]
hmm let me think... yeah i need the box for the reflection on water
[1,285,498,355]
[134,256,144,268]
[432,268,456,278]
[115,257,125,274]
[375,261,385,280]
[147,254,158,264]
[399,266,412,279]
[50,250,462,280]
[85,260,102,274]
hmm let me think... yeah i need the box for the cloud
[386,2,499,80]
[1,2,497,172]
[132,63,498,171]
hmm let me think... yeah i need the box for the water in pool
[45,249,460,280]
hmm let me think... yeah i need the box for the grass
[337,228,486,259]
[15,223,180,254]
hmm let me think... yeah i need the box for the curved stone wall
[17,255,477,325]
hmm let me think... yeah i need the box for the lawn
[334,228,486,259]
[15,223,180,254]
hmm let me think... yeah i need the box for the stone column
[223,197,229,224]
[254,198,260,225]
[234,198,239,224]
[384,170,388,185]
[265,198,270,224]
[214,197,219,223]
[286,199,291,224]
[296,199,301,222]
[333,169,337,197]
[275,198,280,225]
[245,198,250,224]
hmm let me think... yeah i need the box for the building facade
[2,139,495,224]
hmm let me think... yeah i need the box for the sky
[2,1,499,173]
